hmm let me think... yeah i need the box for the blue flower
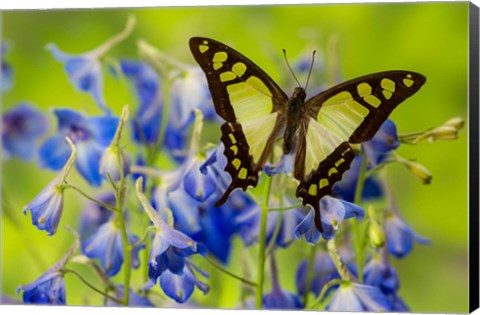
[47,43,107,112]
[46,17,135,112]
[24,139,76,236]
[78,193,116,242]
[170,67,217,128]
[183,158,217,203]
[99,143,131,181]
[1,42,13,91]
[385,210,430,258]
[19,271,65,305]
[148,220,197,282]
[17,226,80,304]
[363,256,399,294]
[82,220,144,277]
[2,103,49,161]
[39,108,118,186]
[326,282,392,311]
[295,196,365,243]
[159,263,209,304]
[120,59,190,163]
[107,286,154,307]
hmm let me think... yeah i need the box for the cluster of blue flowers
[2,18,463,310]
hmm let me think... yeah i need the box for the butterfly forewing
[189,37,288,206]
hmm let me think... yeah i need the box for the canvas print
[0,2,477,313]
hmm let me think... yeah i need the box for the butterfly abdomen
[283,87,307,154]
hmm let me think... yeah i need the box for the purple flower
[385,211,430,258]
[295,196,365,243]
[159,263,209,304]
[1,42,13,91]
[24,139,76,236]
[82,220,144,277]
[2,103,49,161]
[17,227,79,304]
[39,108,118,186]
[326,282,392,311]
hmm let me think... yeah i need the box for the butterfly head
[292,86,307,102]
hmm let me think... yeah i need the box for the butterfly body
[189,37,426,232]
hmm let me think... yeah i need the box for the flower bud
[403,160,432,184]
[367,205,385,248]
[443,117,464,130]
[428,126,458,141]
[100,146,131,181]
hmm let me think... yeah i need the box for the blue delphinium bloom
[364,119,399,165]
[24,139,76,236]
[385,210,430,259]
[39,108,118,186]
[78,193,116,242]
[1,42,13,91]
[183,158,217,203]
[159,263,209,304]
[17,227,79,305]
[47,43,108,112]
[2,103,49,161]
[326,282,392,311]
[82,220,144,277]
[295,196,365,243]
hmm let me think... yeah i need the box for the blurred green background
[1,2,470,312]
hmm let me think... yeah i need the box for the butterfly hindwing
[293,71,425,227]
[189,37,288,205]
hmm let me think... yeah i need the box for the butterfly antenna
[282,49,301,87]
[304,50,316,91]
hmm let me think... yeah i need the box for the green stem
[306,279,344,310]
[63,269,124,305]
[352,149,367,283]
[203,256,257,287]
[326,239,352,281]
[255,176,274,309]
[303,244,317,306]
[63,184,118,212]
[265,212,283,256]
[268,203,303,211]
[147,76,171,165]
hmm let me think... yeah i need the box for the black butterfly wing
[189,37,289,206]
[295,71,426,229]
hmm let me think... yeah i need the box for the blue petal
[21,273,65,305]
[339,199,365,221]
[53,108,88,132]
[294,209,321,245]
[75,141,103,186]
[167,188,202,235]
[160,270,195,303]
[88,115,119,147]
[38,135,72,170]
[78,193,116,242]
[120,59,160,109]
[263,288,303,309]
[183,161,217,202]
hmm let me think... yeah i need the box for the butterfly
[189,37,426,232]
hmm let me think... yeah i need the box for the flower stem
[268,203,303,211]
[352,149,368,283]
[303,243,317,306]
[63,269,124,305]
[255,175,274,309]
[203,256,257,287]
[326,239,352,281]
[63,183,118,212]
